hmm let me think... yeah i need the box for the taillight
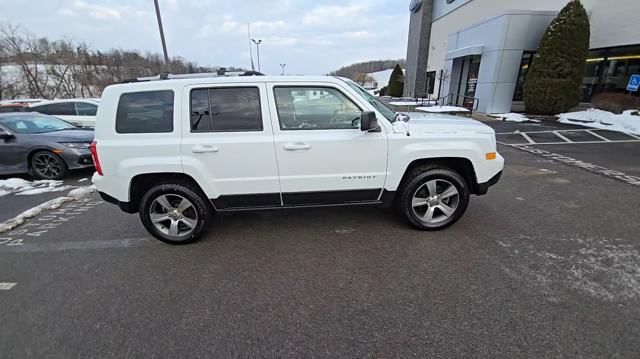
[90,141,103,176]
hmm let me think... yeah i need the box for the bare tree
[0,22,243,100]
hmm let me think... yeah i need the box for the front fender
[385,133,493,191]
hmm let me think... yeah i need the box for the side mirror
[0,129,14,141]
[360,111,379,132]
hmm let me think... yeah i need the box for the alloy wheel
[149,194,199,237]
[33,152,63,179]
[411,179,460,224]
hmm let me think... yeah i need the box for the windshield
[0,113,76,134]
[345,81,397,122]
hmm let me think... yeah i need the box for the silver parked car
[0,112,94,179]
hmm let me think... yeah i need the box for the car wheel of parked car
[139,183,212,244]
[30,150,69,180]
[400,167,470,230]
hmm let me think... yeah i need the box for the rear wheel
[400,167,470,230]
[30,150,68,180]
[139,183,212,244]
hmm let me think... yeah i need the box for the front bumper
[474,171,502,196]
[61,148,94,170]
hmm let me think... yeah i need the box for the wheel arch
[398,157,481,195]
[128,172,208,213]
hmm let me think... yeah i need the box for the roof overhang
[445,45,484,60]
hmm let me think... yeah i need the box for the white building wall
[427,0,640,104]
[441,11,556,113]
[582,0,640,49]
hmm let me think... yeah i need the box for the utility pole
[251,39,262,72]
[280,64,286,76]
[247,24,255,71]
[154,0,170,72]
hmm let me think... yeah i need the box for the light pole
[280,64,286,76]
[154,0,170,72]
[251,39,262,72]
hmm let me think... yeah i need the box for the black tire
[139,183,212,244]
[399,166,470,230]
[30,150,69,180]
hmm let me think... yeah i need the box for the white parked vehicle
[29,99,99,128]
[92,75,503,244]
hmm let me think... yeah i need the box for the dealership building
[404,0,640,113]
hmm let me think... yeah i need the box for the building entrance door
[456,55,481,108]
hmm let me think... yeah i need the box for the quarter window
[190,87,262,132]
[116,90,174,134]
[75,102,98,116]
[274,87,362,130]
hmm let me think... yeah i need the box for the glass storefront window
[513,52,535,101]
[583,45,640,101]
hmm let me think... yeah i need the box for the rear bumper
[474,170,502,196]
[98,191,136,214]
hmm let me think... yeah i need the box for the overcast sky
[1,0,410,75]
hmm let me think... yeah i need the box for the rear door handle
[192,145,219,153]
[283,143,311,151]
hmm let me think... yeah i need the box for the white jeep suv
[92,75,503,244]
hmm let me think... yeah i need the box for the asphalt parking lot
[1,122,640,357]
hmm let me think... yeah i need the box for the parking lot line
[585,130,611,142]
[502,139,640,146]
[520,132,535,144]
[496,128,640,146]
[553,131,573,143]
[0,282,17,290]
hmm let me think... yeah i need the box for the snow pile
[67,185,96,197]
[557,109,640,135]
[0,185,96,233]
[0,178,72,196]
[415,106,470,113]
[490,113,541,123]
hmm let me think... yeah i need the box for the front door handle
[192,145,219,153]
[283,143,311,151]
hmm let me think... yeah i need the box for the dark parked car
[0,112,94,179]
[0,103,29,113]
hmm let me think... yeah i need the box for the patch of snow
[0,190,9,197]
[415,106,470,113]
[16,186,72,196]
[0,178,70,196]
[67,185,96,197]
[389,100,436,106]
[557,108,640,135]
[77,178,89,183]
[0,185,96,233]
[499,235,640,302]
[490,113,541,123]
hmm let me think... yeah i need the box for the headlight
[60,142,91,149]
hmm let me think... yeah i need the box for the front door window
[273,87,362,130]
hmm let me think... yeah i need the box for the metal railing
[432,93,480,116]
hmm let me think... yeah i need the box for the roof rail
[120,71,264,84]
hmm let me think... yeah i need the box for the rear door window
[33,102,75,116]
[190,87,262,132]
[116,90,174,134]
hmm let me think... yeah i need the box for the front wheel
[30,150,68,180]
[400,167,470,230]
[139,183,212,244]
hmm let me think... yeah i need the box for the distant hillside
[329,59,405,79]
